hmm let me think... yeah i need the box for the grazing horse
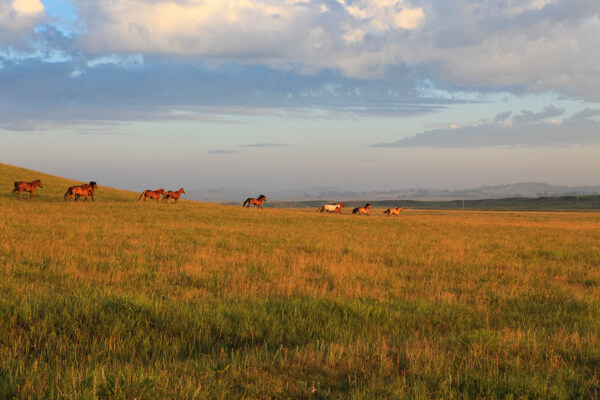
[243,195,267,209]
[139,189,165,203]
[163,188,186,203]
[12,180,43,199]
[384,207,403,216]
[352,203,371,215]
[64,181,98,202]
[317,203,346,213]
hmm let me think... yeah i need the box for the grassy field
[268,196,600,211]
[1,163,600,399]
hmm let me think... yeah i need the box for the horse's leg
[30,190,34,199]
[17,190,21,200]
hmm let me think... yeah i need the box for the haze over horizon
[1,0,599,192]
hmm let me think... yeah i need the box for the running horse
[12,180,43,199]
[139,189,165,203]
[318,202,346,213]
[64,181,98,202]
[332,205,345,214]
[352,203,371,215]
[384,207,403,216]
[243,195,267,209]
[163,188,186,203]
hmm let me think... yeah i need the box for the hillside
[1,162,140,202]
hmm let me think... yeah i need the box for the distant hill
[189,182,600,202]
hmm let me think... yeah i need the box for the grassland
[1,163,600,399]
[268,196,600,211]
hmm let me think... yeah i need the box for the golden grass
[1,162,600,398]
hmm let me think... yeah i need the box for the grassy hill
[1,162,137,202]
[1,163,600,399]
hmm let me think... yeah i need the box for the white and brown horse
[317,202,346,213]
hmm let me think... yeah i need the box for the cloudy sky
[1,0,599,194]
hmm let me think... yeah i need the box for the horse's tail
[243,198,250,207]
[12,182,17,193]
[64,187,72,201]
[317,206,325,213]
[353,208,359,214]
[139,191,146,201]
[384,209,390,214]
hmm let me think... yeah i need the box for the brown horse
[384,207,403,216]
[243,195,267,209]
[352,203,371,215]
[332,204,345,214]
[64,181,98,202]
[12,180,43,199]
[331,203,347,213]
[163,188,186,203]
[139,189,165,203]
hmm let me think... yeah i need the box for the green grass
[1,163,600,399]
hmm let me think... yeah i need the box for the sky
[1,0,599,195]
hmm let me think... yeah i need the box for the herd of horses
[317,202,402,216]
[11,179,185,203]
[11,180,403,215]
[139,188,186,203]
[12,180,101,202]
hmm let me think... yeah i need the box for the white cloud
[0,0,45,44]
[75,0,425,75]
[3,0,600,104]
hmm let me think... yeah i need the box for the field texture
[1,163,600,399]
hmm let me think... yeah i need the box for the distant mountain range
[187,182,600,202]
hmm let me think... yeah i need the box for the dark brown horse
[352,203,371,215]
[12,180,43,199]
[139,189,165,203]
[243,195,267,209]
[163,188,186,203]
[64,181,98,202]
[384,207,403,216]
